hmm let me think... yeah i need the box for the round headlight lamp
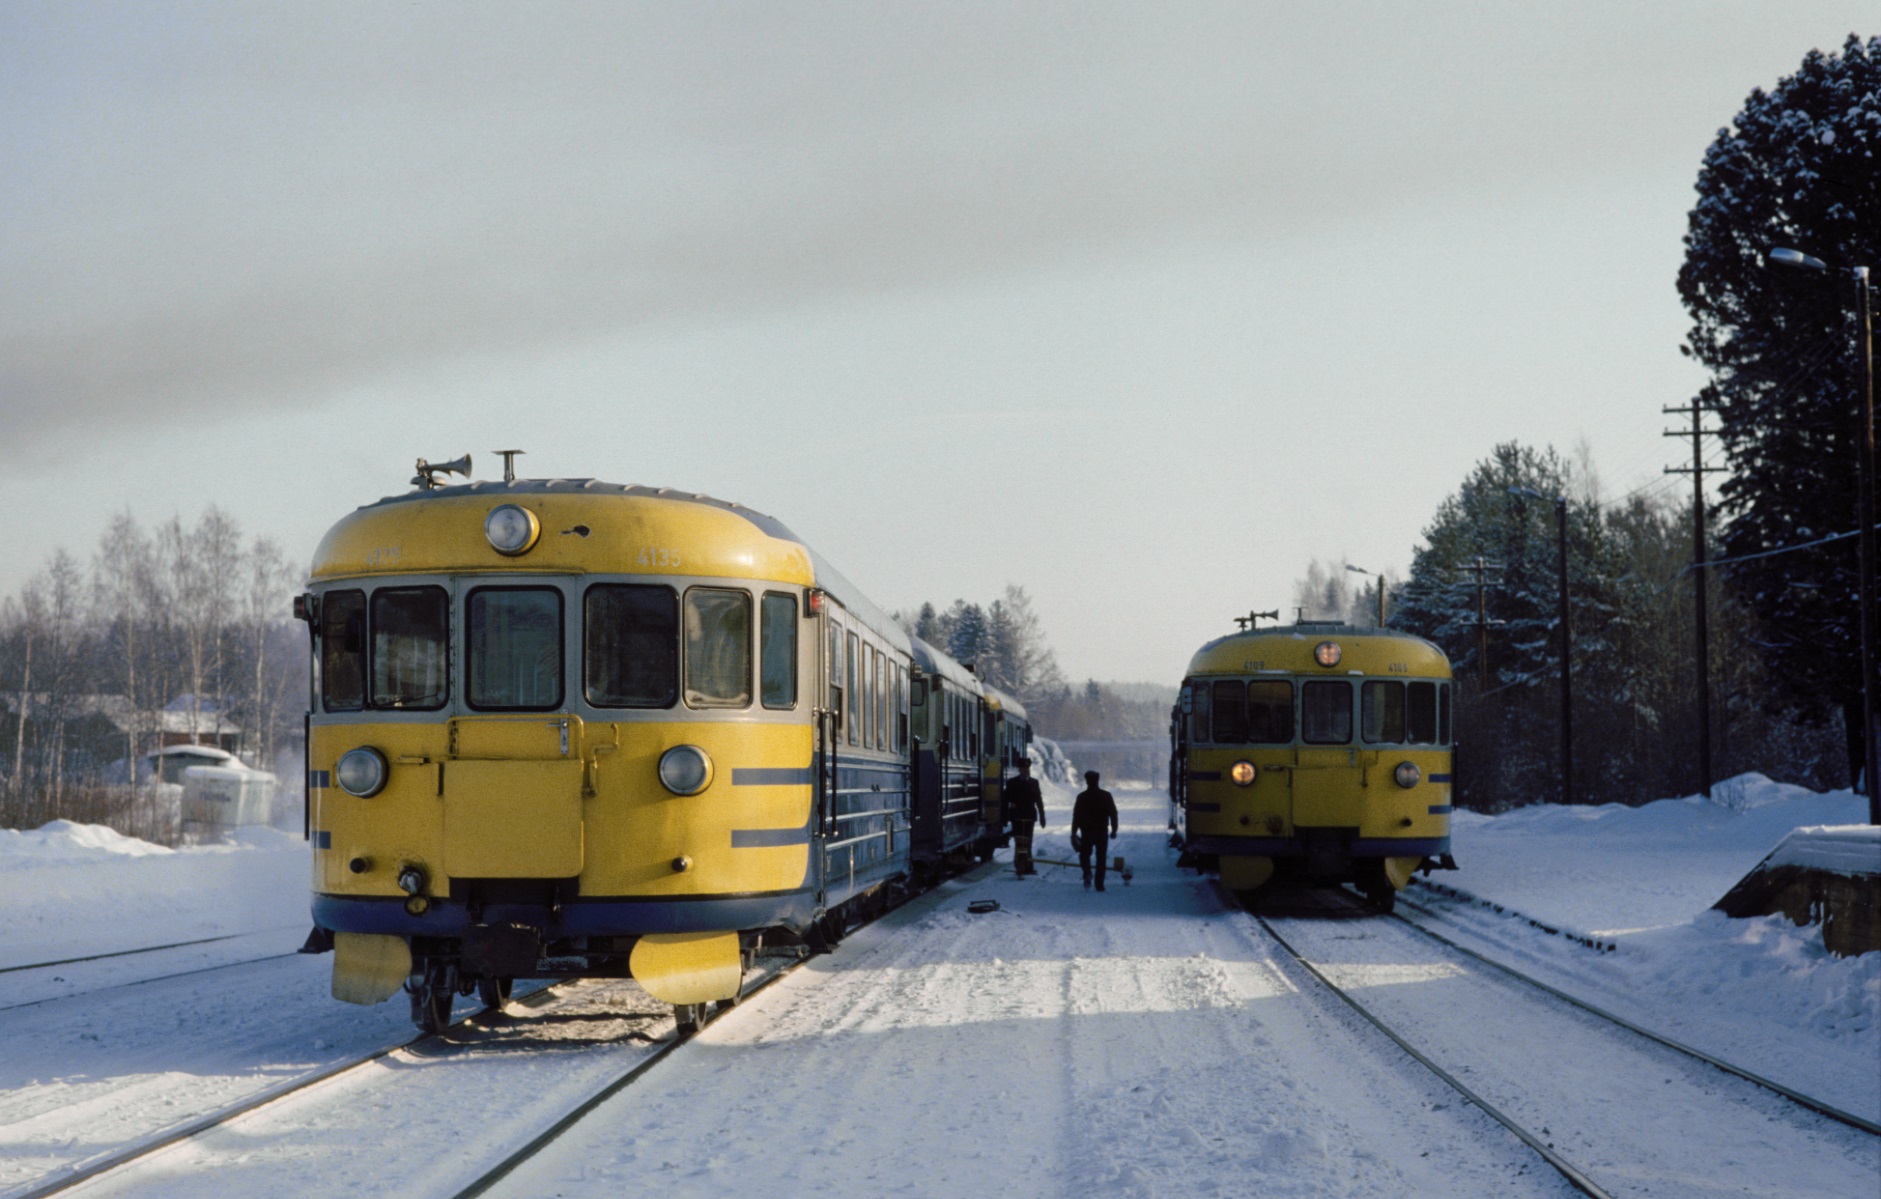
[485,504,540,556]
[658,745,714,796]
[1314,641,1343,668]
[1229,760,1257,787]
[335,747,388,797]
[1394,761,1421,789]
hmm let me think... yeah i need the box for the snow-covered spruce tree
[1392,443,1626,806]
[1678,35,1880,786]
[945,601,988,670]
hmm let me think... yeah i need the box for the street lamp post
[1510,487,1573,806]
[1769,248,1878,821]
[1344,563,1387,628]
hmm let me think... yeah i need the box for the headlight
[1314,641,1342,668]
[1230,760,1257,786]
[335,747,388,797]
[485,504,540,555]
[658,745,714,796]
[1394,761,1421,789]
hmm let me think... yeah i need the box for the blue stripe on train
[731,824,813,848]
[732,766,814,786]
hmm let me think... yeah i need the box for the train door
[442,576,585,881]
[814,612,845,913]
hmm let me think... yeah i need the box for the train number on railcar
[636,547,683,568]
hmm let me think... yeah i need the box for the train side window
[1406,681,1439,744]
[683,587,751,708]
[585,584,678,708]
[1439,683,1452,745]
[829,623,844,732]
[861,643,875,747]
[1247,680,1293,743]
[1362,680,1407,743]
[846,631,860,744]
[1189,681,1211,744]
[371,587,450,709]
[320,589,367,712]
[468,587,564,710]
[893,666,905,752]
[760,592,797,709]
[873,649,886,750]
[1302,680,1353,744]
[1211,680,1247,743]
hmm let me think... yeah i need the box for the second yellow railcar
[1171,620,1455,909]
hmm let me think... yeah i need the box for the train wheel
[411,983,453,1033]
[674,1003,704,1035]
[478,976,514,1011]
[1364,883,1397,913]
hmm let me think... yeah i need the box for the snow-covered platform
[1714,824,1881,958]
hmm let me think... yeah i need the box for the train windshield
[1301,681,1352,744]
[760,592,797,709]
[371,587,449,709]
[468,587,564,710]
[1362,679,1444,745]
[320,589,367,711]
[1203,679,1292,744]
[685,587,751,708]
[585,584,678,708]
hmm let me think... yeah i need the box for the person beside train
[1070,770,1119,891]
[1006,756,1046,876]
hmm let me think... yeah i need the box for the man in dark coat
[1071,769,1119,891]
[1006,757,1045,876]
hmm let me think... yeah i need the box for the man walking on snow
[1006,756,1045,876]
[1071,770,1119,891]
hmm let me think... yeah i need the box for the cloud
[1,2,1840,450]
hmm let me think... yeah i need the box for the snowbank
[0,821,310,968]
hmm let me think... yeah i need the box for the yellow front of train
[301,473,824,1027]
[1177,625,1454,909]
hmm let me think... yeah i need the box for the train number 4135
[638,547,682,568]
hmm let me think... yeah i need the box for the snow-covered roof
[1763,825,1881,878]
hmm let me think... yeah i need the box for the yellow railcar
[299,464,918,1030]
[1170,620,1455,909]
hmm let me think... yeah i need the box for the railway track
[1388,893,1881,1136]
[17,869,978,1199]
[0,930,301,977]
[4,978,561,1199]
[447,949,812,1199]
[0,951,303,1016]
[1247,886,1879,1199]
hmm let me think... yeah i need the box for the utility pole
[1665,394,1724,799]
[1456,557,1505,689]
[1769,248,1879,822]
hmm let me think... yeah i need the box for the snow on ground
[0,822,309,968]
[0,773,1876,1196]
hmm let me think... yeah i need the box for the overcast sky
[3,3,1871,683]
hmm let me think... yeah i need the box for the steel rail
[1252,912,1618,1199]
[5,985,561,1199]
[0,952,302,1015]
[1390,896,1881,1137]
[0,926,303,976]
[448,955,808,1199]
